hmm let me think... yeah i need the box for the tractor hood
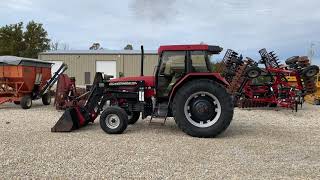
[110,76,155,87]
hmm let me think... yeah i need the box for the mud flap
[51,107,85,132]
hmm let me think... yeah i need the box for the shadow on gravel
[0,103,52,110]
[217,120,258,139]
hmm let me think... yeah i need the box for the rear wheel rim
[184,91,221,128]
[105,114,120,129]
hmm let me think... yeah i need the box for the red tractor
[52,44,234,138]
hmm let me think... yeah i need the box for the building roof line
[40,50,158,55]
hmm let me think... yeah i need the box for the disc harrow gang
[221,48,319,111]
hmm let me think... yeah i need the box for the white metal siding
[39,53,158,85]
[48,61,63,75]
[96,60,117,78]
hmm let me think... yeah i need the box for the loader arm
[51,72,110,132]
[83,73,109,121]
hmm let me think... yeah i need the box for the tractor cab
[156,44,223,100]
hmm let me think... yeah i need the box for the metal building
[39,50,158,85]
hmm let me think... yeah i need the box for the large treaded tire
[172,79,234,138]
[20,96,32,109]
[301,65,319,78]
[42,93,51,105]
[128,111,140,125]
[285,56,299,65]
[100,106,128,134]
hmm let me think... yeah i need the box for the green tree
[0,22,25,56]
[124,44,133,50]
[89,43,103,50]
[22,21,50,58]
[0,21,50,58]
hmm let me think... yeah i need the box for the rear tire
[20,96,32,109]
[42,93,51,105]
[100,106,128,134]
[173,79,234,138]
[128,111,140,124]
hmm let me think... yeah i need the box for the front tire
[173,79,234,138]
[100,107,128,134]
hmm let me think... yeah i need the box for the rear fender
[168,73,229,105]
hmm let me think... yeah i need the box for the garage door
[49,61,63,75]
[96,61,117,78]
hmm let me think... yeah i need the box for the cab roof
[158,44,223,54]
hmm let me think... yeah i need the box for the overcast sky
[0,0,319,64]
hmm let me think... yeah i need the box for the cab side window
[190,51,210,72]
[157,51,186,97]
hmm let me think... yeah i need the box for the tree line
[0,21,135,58]
[0,21,50,58]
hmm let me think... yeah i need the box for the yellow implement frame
[304,73,320,105]
[286,73,320,105]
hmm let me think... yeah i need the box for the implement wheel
[20,96,32,109]
[100,106,128,134]
[301,65,319,78]
[173,79,234,138]
[245,66,261,79]
[42,93,51,105]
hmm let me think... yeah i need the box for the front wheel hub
[105,114,120,129]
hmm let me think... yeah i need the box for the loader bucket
[51,107,85,132]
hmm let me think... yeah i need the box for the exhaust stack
[141,45,144,76]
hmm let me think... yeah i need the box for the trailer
[0,56,67,109]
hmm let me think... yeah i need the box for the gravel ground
[0,101,319,179]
